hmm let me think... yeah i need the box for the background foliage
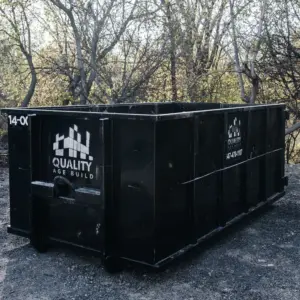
[0,0,300,161]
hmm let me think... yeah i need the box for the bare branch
[286,122,300,135]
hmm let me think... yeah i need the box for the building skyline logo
[53,124,93,161]
[52,124,94,180]
[228,117,241,139]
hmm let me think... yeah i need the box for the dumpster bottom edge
[7,226,30,238]
[151,190,286,269]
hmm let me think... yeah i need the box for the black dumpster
[1,102,288,272]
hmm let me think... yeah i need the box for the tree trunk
[20,54,37,107]
[72,23,88,104]
[165,2,177,102]
[170,45,178,102]
[229,0,247,103]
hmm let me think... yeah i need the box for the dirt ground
[1,165,300,300]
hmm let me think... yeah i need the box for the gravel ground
[1,165,300,300]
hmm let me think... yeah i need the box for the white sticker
[8,115,28,126]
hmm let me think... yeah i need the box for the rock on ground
[1,165,300,300]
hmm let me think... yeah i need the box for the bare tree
[0,0,37,107]
[228,0,266,104]
[171,0,229,102]
[261,0,300,134]
[91,7,168,103]
[47,0,158,104]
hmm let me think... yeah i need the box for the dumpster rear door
[29,115,111,254]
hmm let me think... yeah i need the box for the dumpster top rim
[1,102,286,121]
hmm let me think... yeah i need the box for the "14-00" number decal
[8,115,28,126]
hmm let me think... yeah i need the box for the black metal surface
[1,102,287,270]
[154,118,194,262]
[112,119,155,264]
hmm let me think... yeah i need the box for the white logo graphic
[228,117,241,139]
[53,124,93,161]
[227,149,243,160]
[52,125,94,180]
[226,117,243,160]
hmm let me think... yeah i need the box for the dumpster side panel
[246,158,262,208]
[224,112,247,167]
[194,174,219,237]
[222,111,248,223]
[247,110,266,157]
[267,107,286,195]
[223,165,244,222]
[267,107,284,152]
[256,107,286,203]
[193,115,223,237]
[154,118,194,263]
[246,110,267,208]
[195,115,223,176]
[113,119,155,264]
[266,150,285,198]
